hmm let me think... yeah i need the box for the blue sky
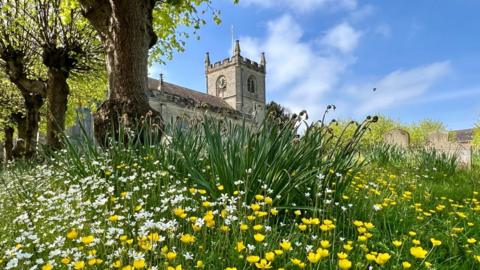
[149,0,480,130]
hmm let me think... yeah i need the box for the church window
[247,75,256,93]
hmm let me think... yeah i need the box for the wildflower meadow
[0,117,479,270]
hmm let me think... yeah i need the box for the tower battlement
[205,40,266,74]
[204,40,266,124]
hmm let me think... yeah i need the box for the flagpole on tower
[231,25,235,54]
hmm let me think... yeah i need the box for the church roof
[148,78,238,113]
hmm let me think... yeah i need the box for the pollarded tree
[0,0,103,150]
[0,6,46,157]
[36,68,107,141]
[73,0,235,143]
[0,77,25,161]
[65,68,107,128]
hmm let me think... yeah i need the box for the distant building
[148,40,266,125]
[450,128,474,145]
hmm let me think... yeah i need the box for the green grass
[0,118,479,270]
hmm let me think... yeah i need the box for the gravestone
[455,144,473,168]
[428,131,472,168]
[384,129,410,148]
[67,108,94,142]
[427,131,449,146]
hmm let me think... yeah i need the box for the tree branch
[78,0,111,37]
[0,45,46,97]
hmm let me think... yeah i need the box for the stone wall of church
[149,97,250,127]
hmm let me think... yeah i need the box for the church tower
[205,40,266,123]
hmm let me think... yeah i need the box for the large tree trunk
[4,126,14,162]
[46,69,69,150]
[81,0,161,145]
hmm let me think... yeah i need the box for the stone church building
[147,40,266,125]
[64,40,266,143]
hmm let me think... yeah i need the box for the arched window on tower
[247,75,256,93]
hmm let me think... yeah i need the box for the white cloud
[319,22,362,54]
[241,0,357,13]
[237,14,451,122]
[410,87,480,105]
[341,61,451,116]
[238,15,362,119]
[240,15,358,93]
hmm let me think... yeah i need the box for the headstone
[433,142,472,168]
[384,129,410,148]
[428,131,449,146]
[455,144,473,168]
[67,108,94,142]
[428,131,472,168]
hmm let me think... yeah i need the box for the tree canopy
[0,75,24,137]
[67,0,238,143]
[0,0,106,153]
[64,0,233,64]
[331,116,446,146]
[266,101,292,124]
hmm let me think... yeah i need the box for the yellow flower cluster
[2,156,480,270]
